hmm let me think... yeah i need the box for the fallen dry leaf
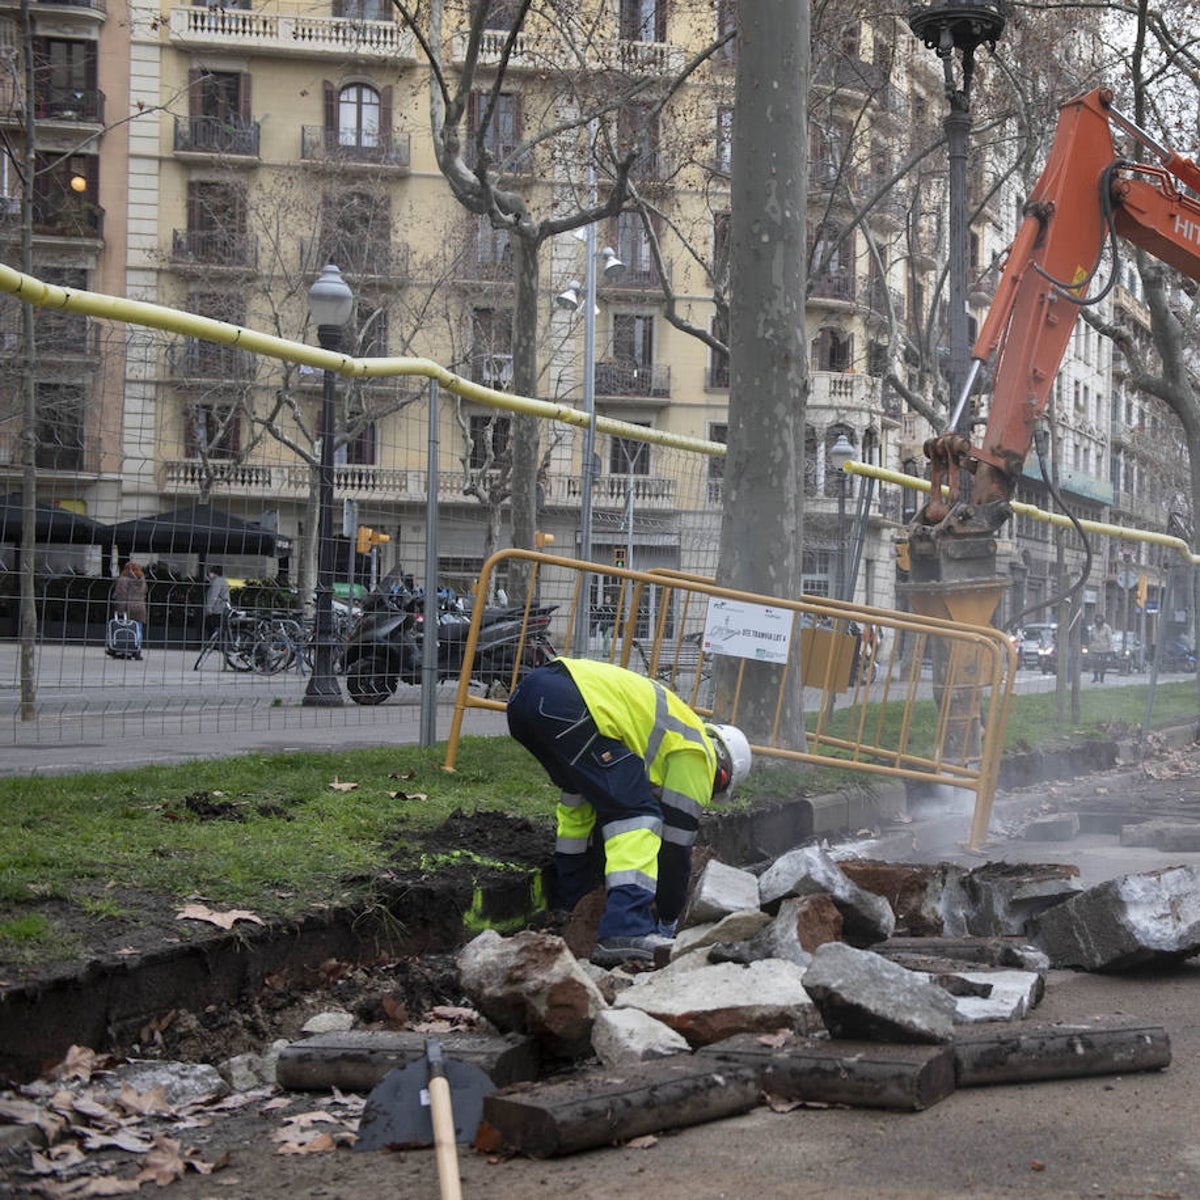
[50,1045,102,1083]
[28,1145,88,1176]
[626,1134,659,1149]
[1030,1160,1046,1172]
[175,904,265,930]
[388,770,417,781]
[328,777,358,793]
[0,1096,68,1143]
[277,1131,340,1155]
[380,994,409,1029]
[116,1082,173,1118]
[135,1136,187,1186]
[389,790,429,801]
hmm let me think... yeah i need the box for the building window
[338,83,380,149]
[610,424,650,475]
[802,549,832,597]
[613,210,657,286]
[709,312,730,388]
[468,414,511,470]
[185,402,240,459]
[34,382,86,470]
[804,424,819,496]
[471,307,513,387]
[619,0,666,42]
[33,38,98,119]
[813,327,852,372]
[707,422,727,502]
[341,398,377,466]
[354,300,388,358]
[333,0,392,17]
[612,312,654,368]
[320,188,391,275]
[715,0,737,65]
[466,91,522,169]
[715,105,733,175]
[183,180,248,265]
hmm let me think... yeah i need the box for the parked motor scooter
[342,570,558,705]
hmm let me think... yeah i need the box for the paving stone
[614,958,824,1047]
[1032,865,1200,970]
[758,845,896,945]
[932,969,1045,1023]
[1119,820,1200,852]
[682,859,762,927]
[458,930,607,1057]
[1021,813,1081,841]
[670,909,771,961]
[802,942,956,1044]
[963,862,1083,936]
[590,1008,691,1066]
[837,860,970,937]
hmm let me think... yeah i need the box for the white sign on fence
[703,598,793,665]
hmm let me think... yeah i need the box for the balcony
[0,308,95,355]
[556,472,677,511]
[0,0,106,24]
[169,6,415,62]
[35,86,105,124]
[171,228,258,271]
[449,29,684,74]
[300,127,411,171]
[300,236,409,283]
[865,276,904,319]
[809,370,881,413]
[599,258,671,292]
[31,197,103,240]
[167,340,257,384]
[173,115,260,159]
[594,361,670,399]
[810,268,855,303]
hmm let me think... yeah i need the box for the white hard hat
[705,723,751,798]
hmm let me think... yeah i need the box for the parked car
[1016,623,1057,671]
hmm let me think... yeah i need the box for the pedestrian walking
[506,657,751,967]
[1090,614,1113,682]
[110,561,148,659]
[203,566,231,638]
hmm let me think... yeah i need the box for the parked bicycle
[192,606,262,673]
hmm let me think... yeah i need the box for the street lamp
[304,263,353,707]
[557,233,624,654]
[829,432,855,601]
[907,0,1005,449]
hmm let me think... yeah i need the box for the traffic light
[534,531,555,549]
[355,526,391,554]
[1136,573,1148,609]
[612,546,626,570]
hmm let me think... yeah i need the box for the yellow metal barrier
[443,549,1017,850]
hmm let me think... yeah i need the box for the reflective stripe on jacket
[556,657,717,810]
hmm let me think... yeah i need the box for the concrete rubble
[272,852,1187,1158]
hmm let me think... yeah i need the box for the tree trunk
[509,236,541,602]
[715,0,809,747]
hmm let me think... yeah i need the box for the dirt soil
[6,754,1200,1198]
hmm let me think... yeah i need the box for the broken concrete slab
[703,1032,956,1111]
[758,845,896,945]
[274,1030,540,1092]
[590,1008,692,1067]
[682,859,762,926]
[953,1016,1171,1085]
[933,969,1045,1023]
[1119,820,1200,853]
[1021,812,1081,841]
[873,935,1049,972]
[482,1057,762,1157]
[802,942,957,1044]
[836,861,970,937]
[670,909,772,961]
[963,862,1083,937]
[457,930,607,1057]
[614,959,824,1047]
[1031,865,1200,971]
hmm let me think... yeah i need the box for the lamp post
[557,233,623,655]
[907,0,1005,452]
[304,263,353,707]
[829,432,855,601]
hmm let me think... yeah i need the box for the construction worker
[506,657,752,967]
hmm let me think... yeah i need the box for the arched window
[339,83,380,149]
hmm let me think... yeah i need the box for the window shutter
[186,181,201,230]
[238,72,252,122]
[188,68,203,117]
[511,91,523,143]
[323,80,336,132]
[655,0,667,42]
[227,407,242,455]
[380,85,392,136]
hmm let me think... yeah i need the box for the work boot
[590,933,674,968]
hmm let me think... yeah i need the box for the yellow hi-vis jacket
[557,657,718,814]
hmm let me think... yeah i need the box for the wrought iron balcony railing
[300,126,411,169]
[173,115,260,157]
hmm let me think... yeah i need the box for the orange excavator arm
[914,87,1200,589]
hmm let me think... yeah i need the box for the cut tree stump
[703,1033,956,1111]
[274,1030,539,1092]
[481,1058,761,1157]
[953,1016,1171,1085]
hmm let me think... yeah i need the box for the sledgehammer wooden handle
[426,1040,463,1200]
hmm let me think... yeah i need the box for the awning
[0,493,113,546]
[110,504,288,558]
